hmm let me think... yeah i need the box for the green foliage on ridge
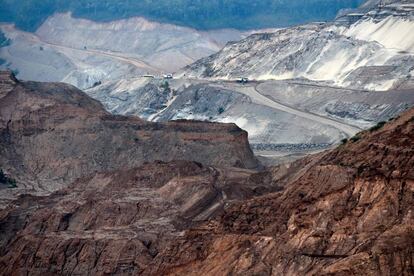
[369,121,386,132]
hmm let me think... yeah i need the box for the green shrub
[0,169,7,183]
[369,121,386,132]
[92,81,102,87]
[0,169,17,188]
[160,81,170,92]
[11,69,19,76]
[350,135,361,143]
[0,31,11,48]
[218,107,225,114]
[8,179,17,188]
[340,138,348,145]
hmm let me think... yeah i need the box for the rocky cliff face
[0,160,280,275]
[0,71,258,205]
[150,107,414,275]
[0,69,413,274]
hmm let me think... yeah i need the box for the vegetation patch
[0,31,11,48]
[92,80,102,87]
[350,135,361,143]
[369,121,386,132]
[0,169,17,188]
[160,81,170,93]
[388,116,399,122]
[11,69,19,77]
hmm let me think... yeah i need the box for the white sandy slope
[0,13,252,88]
[342,16,414,52]
[182,11,414,91]
[35,13,247,72]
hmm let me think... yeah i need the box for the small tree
[369,121,386,132]
[11,69,19,76]
[0,169,7,183]
[0,169,17,188]
[0,31,11,48]
[350,135,361,143]
[7,179,17,188]
[160,81,170,93]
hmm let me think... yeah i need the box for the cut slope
[35,13,244,72]
[0,13,247,88]
[181,5,414,91]
[342,16,414,52]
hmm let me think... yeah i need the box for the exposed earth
[0,71,258,207]
[0,1,414,274]
[0,71,413,275]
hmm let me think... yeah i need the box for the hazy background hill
[0,0,363,32]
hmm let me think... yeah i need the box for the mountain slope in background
[0,0,363,32]
[2,0,412,93]
[2,0,408,159]
[35,13,245,73]
[85,76,414,149]
[72,0,414,158]
[0,14,247,89]
[181,1,414,91]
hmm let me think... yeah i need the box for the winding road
[7,25,362,138]
[43,41,162,73]
[213,81,362,137]
[10,25,163,73]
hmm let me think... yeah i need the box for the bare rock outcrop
[0,160,280,275]
[0,71,258,203]
[0,70,413,275]
[152,108,414,275]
